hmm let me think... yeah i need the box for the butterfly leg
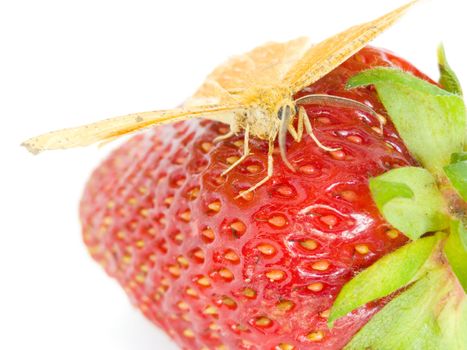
[236,138,274,199]
[300,106,340,152]
[287,107,304,143]
[213,129,235,143]
[221,124,251,176]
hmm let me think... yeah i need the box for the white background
[1,1,465,349]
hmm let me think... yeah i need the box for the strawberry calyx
[445,220,467,291]
[329,233,445,327]
[345,265,465,350]
[444,152,467,202]
[369,167,450,240]
[346,65,466,176]
[438,44,464,96]
[329,47,467,347]
[347,45,466,240]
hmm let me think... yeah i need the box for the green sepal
[451,152,467,163]
[444,157,467,201]
[344,268,454,350]
[438,44,463,96]
[444,220,467,292]
[437,297,467,350]
[347,67,466,174]
[328,234,443,327]
[369,167,449,239]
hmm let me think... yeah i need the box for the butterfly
[22,1,419,197]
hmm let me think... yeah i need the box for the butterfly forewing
[22,105,241,154]
[189,37,310,102]
[185,80,241,107]
[283,0,419,93]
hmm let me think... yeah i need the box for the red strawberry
[80,47,434,350]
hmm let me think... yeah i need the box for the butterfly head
[242,86,296,139]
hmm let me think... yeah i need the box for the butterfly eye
[277,107,284,120]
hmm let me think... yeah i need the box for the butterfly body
[232,85,293,141]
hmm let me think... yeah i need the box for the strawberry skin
[80,48,432,350]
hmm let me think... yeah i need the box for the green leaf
[369,167,449,239]
[344,268,454,350]
[329,234,443,327]
[347,67,466,174]
[444,159,467,201]
[438,44,463,96]
[444,220,467,292]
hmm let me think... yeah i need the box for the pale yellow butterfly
[23,1,419,196]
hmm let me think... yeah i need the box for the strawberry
[80,47,437,350]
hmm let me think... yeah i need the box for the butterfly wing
[187,36,311,106]
[283,1,419,93]
[24,1,418,155]
[185,80,240,107]
[24,39,312,154]
[22,104,242,154]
